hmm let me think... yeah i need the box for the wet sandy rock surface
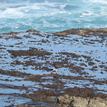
[0,28,107,106]
[58,94,107,107]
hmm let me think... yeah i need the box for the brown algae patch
[8,48,52,57]
[0,69,30,78]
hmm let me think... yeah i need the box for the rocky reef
[0,28,107,107]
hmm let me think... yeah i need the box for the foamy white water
[0,0,107,32]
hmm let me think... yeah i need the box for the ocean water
[0,0,107,33]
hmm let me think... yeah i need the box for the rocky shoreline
[0,28,107,107]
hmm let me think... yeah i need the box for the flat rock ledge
[57,94,107,107]
[1,28,107,37]
[54,28,107,36]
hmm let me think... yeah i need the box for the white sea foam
[0,8,25,18]
[80,11,93,17]
[0,0,107,32]
[88,0,107,4]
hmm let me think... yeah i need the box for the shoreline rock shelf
[0,28,107,107]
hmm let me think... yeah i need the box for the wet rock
[58,94,73,105]
[54,28,107,36]
[57,95,107,107]
[0,28,107,106]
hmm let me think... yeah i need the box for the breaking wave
[0,0,107,33]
